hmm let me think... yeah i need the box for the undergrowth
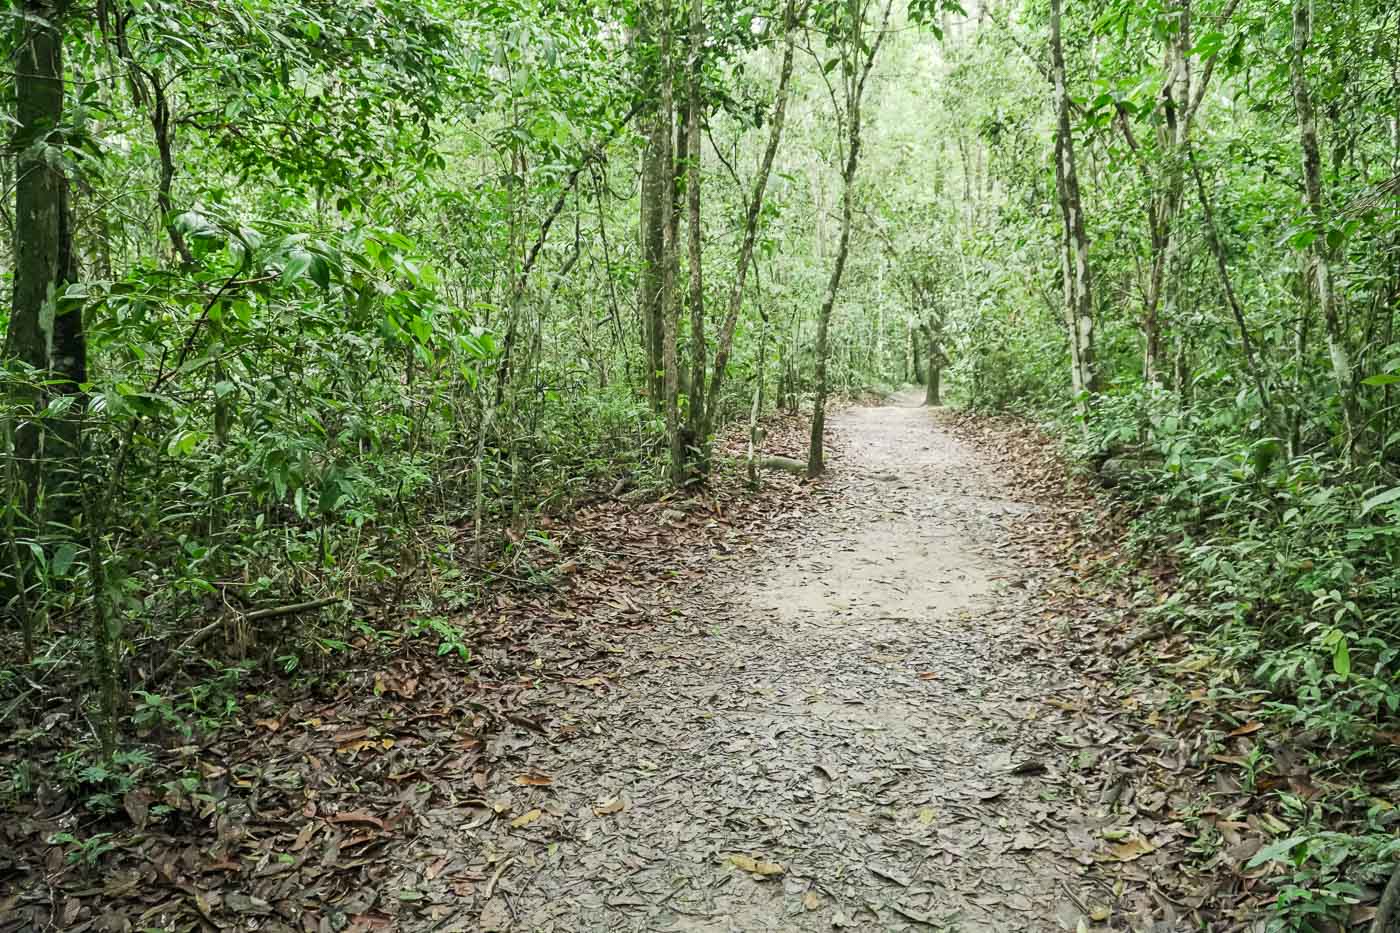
[1060,388,1400,929]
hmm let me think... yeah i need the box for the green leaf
[1191,31,1226,58]
[51,542,78,577]
[1246,836,1308,869]
[1361,486,1400,516]
[282,248,315,283]
[167,431,205,458]
[310,254,332,290]
[1333,639,1351,679]
[1361,374,1400,386]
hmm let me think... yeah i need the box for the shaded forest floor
[7,392,1297,931]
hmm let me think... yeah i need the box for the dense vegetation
[2,0,1398,926]
[926,3,1400,924]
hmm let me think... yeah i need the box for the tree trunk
[1049,0,1096,408]
[911,324,924,385]
[1144,0,1193,386]
[1289,0,1359,453]
[1188,147,1274,423]
[808,139,857,478]
[701,0,799,451]
[683,0,706,474]
[658,0,684,485]
[6,0,82,522]
[809,0,893,478]
[150,73,194,265]
[638,9,669,411]
[921,319,943,406]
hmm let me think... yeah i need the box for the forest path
[426,392,1104,932]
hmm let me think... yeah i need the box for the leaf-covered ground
[8,394,1295,931]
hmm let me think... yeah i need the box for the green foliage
[409,615,471,661]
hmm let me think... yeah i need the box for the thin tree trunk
[149,73,193,265]
[809,0,893,477]
[1289,0,1359,453]
[1188,147,1274,421]
[911,324,924,385]
[639,8,669,410]
[1145,0,1194,386]
[1049,0,1096,407]
[701,0,800,449]
[684,0,706,473]
[658,0,684,485]
[921,319,942,406]
[1292,253,1313,457]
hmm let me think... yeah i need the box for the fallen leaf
[727,854,783,876]
[290,822,317,851]
[123,789,152,830]
[593,797,625,816]
[868,863,912,886]
[1102,836,1154,861]
[1010,831,1038,850]
[514,772,553,786]
[1229,720,1263,737]
[510,809,542,829]
[331,810,386,830]
[803,891,822,910]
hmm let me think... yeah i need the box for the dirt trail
[418,392,1105,931]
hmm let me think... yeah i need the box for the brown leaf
[1101,836,1154,862]
[331,810,386,830]
[123,789,152,830]
[1229,720,1263,737]
[290,821,317,852]
[593,797,626,816]
[514,772,553,786]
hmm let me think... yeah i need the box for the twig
[242,596,340,622]
[147,596,342,683]
[483,856,515,902]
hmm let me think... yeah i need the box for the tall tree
[658,0,685,485]
[638,8,671,412]
[1289,0,1359,452]
[6,0,83,521]
[701,0,803,455]
[808,0,894,477]
[1048,0,1095,406]
[683,0,707,472]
